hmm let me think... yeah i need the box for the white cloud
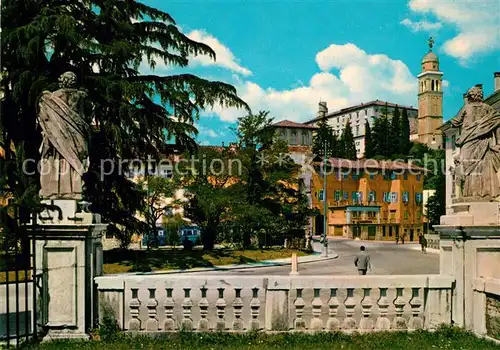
[138,28,252,76]
[400,18,442,32]
[442,80,450,88]
[211,43,417,123]
[197,125,224,138]
[407,0,500,61]
[186,30,252,76]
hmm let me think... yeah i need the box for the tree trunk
[202,227,216,251]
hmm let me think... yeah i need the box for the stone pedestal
[434,201,500,329]
[29,200,106,340]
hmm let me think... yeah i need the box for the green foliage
[400,109,412,155]
[28,324,500,350]
[390,106,401,152]
[312,118,336,158]
[96,302,120,341]
[363,121,374,158]
[0,0,248,236]
[184,111,312,250]
[341,122,357,160]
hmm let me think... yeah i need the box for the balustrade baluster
[232,288,244,331]
[250,288,261,331]
[294,289,306,330]
[164,288,175,331]
[198,287,209,331]
[310,288,324,330]
[392,288,407,330]
[216,288,227,331]
[128,288,141,330]
[326,288,340,330]
[343,288,356,330]
[359,288,374,331]
[409,288,423,330]
[181,288,193,330]
[146,288,159,331]
[376,288,390,330]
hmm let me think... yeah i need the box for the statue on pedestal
[37,72,90,200]
[452,85,500,201]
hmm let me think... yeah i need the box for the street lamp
[322,140,328,257]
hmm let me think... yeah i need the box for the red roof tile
[314,157,427,172]
[271,120,318,129]
[305,100,417,124]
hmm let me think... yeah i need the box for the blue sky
[142,0,500,146]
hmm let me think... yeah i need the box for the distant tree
[341,122,357,160]
[364,121,374,158]
[312,118,334,158]
[391,107,401,154]
[138,176,180,248]
[400,109,412,156]
[372,115,390,158]
[235,111,275,150]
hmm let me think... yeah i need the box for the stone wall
[486,293,500,340]
[95,274,454,333]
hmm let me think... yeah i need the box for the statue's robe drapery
[38,89,89,199]
[452,103,500,200]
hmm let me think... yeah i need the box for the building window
[369,173,375,180]
[402,191,409,203]
[369,191,376,202]
[404,211,409,219]
[334,190,341,201]
[383,173,390,180]
[415,192,423,204]
[391,192,398,203]
[403,173,408,180]
[382,226,386,236]
[390,172,397,180]
[290,131,297,145]
[355,125,359,135]
[352,173,358,180]
[389,226,393,237]
[416,175,421,181]
[451,134,456,151]
[301,132,307,145]
[318,190,324,201]
[343,174,349,180]
[352,211,359,218]
[343,191,349,200]
[383,192,389,203]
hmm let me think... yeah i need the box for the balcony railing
[95,274,454,333]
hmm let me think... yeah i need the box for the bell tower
[417,37,443,149]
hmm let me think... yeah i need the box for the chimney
[463,93,468,105]
[317,101,328,119]
[495,72,500,92]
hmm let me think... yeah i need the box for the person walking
[419,235,427,253]
[354,246,371,275]
[401,233,405,244]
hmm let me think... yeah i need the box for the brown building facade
[311,158,426,241]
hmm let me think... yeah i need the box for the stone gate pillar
[29,200,106,340]
[434,202,500,329]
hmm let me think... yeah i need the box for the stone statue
[428,36,435,51]
[451,85,500,201]
[37,72,90,200]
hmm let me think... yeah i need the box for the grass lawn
[103,248,308,274]
[23,326,500,349]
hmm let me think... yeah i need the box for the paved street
[184,237,439,276]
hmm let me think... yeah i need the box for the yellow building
[311,158,426,242]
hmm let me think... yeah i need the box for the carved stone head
[466,86,483,103]
[58,71,77,89]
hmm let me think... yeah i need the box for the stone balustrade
[95,274,454,333]
[472,277,500,341]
